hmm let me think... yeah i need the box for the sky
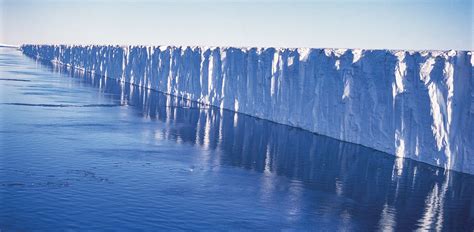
[1,0,472,50]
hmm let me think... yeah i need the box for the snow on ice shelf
[20,45,474,174]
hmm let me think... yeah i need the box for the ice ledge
[20,44,474,174]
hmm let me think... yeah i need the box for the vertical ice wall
[20,45,474,174]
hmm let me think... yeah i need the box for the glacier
[20,45,474,174]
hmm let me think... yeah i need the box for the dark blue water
[0,47,473,231]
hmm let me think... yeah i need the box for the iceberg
[20,45,474,174]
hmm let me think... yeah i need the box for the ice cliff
[20,45,474,174]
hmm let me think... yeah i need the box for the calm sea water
[0,48,473,231]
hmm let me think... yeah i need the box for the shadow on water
[25,58,474,231]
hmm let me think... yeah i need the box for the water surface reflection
[47,61,474,231]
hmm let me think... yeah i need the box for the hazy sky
[1,0,472,50]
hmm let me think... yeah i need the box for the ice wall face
[20,45,474,174]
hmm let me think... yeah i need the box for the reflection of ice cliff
[46,66,474,231]
[417,173,450,232]
[21,45,473,174]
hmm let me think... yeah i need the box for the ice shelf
[21,45,474,174]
